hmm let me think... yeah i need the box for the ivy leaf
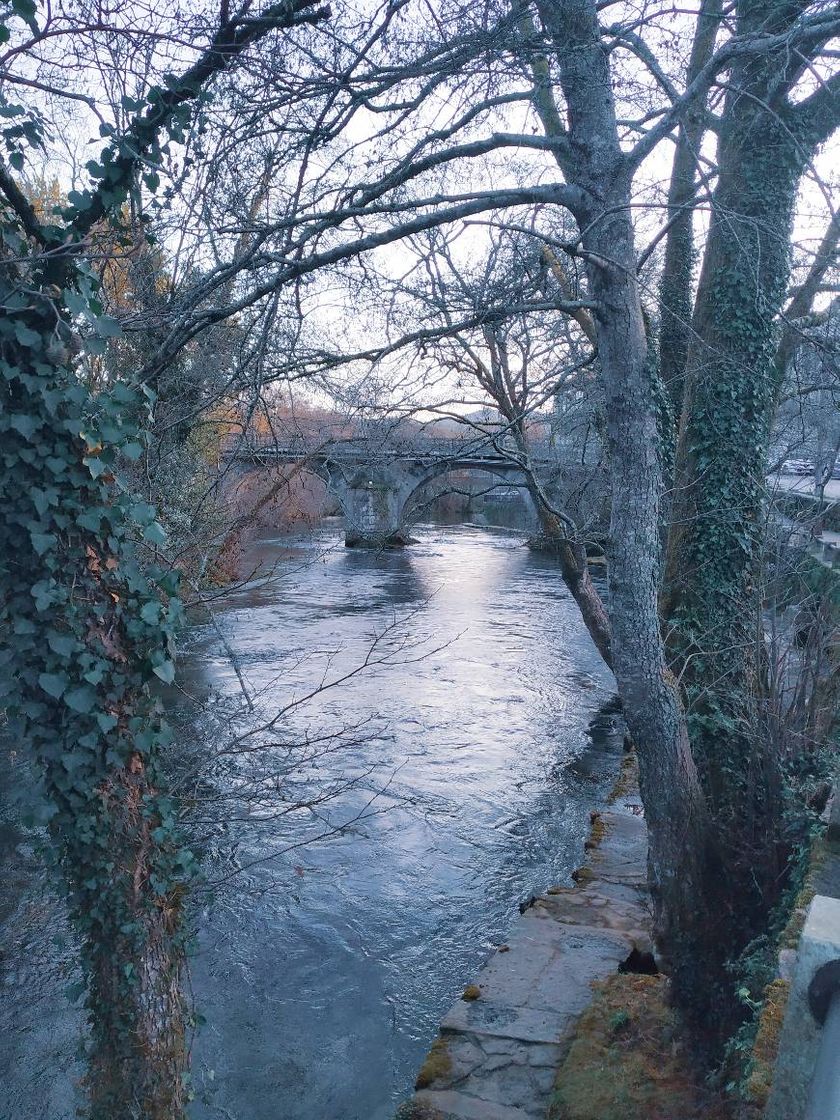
[66,190,91,212]
[30,530,55,555]
[10,412,39,439]
[85,336,107,356]
[14,321,40,347]
[140,601,160,625]
[38,673,66,699]
[110,382,137,404]
[47,633,77,657]
[77,511,103,533]
[94,316,122,338]
[122,441,144,461]
[83,455,107,478]
[143,521,167,546]
[152,660,175,684]
[63,289,89,317]
[130,502,156,526]
[31,489,52,516]
[64,686,97,714]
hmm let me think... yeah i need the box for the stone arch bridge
[224,436,605,548]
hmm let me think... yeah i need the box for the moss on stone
[571,866,595,885]
[745,978,790,1109]
[607,751,638,805]
[414,1037,452,1090]
[780,835,828,950]
[584,811,607,850]
[548,975,731,1120]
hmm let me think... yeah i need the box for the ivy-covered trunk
[86,763,189,1120]
[662,1,838,961]
[664,113,799,826]
[0,7,327,1113]
[0,276,193,1118]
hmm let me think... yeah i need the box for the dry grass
[548,974,733,1120]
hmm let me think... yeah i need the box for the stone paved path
[400,757,650,1120]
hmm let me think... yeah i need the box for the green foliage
[0,12,227,1114]
[0,246,194,1089]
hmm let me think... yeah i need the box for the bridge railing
[225,432,559,462]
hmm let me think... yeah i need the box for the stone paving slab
[415,1088,536,1119]
[399,755,650,1120]
[467,924,635,1015]
[442,1002,574,1043]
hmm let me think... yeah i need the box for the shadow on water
[0,521,621,1120]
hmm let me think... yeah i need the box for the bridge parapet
[226,433,559,466]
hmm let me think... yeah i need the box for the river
[0,521,620,1120]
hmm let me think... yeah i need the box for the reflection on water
[0,523,618,1120]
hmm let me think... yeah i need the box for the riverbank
[397,749,650,1120]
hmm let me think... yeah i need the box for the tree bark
[87,767,188,1120]
[657,0,722,420]
[662,0,840,960]
[533,0,715,1003]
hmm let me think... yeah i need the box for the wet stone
[526,1044,560,1067]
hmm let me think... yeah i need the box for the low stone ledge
[398,754,650,1120]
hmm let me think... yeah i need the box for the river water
[0,521,619,1120]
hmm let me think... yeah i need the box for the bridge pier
[329,468,417,548]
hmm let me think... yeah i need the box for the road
[770,474,840,501]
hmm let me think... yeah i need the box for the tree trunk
[662,0,840,966]
[87,767,188,1120]
[657,0,722,420]
[1,279,191,1119]
[534,0,716,1006]
[528,495,614,668]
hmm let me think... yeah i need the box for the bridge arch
[321,458,537,547]
[400,462,532,526]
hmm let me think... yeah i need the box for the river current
[1,522,619,1120]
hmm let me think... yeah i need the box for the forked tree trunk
[531,0,840,1025]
